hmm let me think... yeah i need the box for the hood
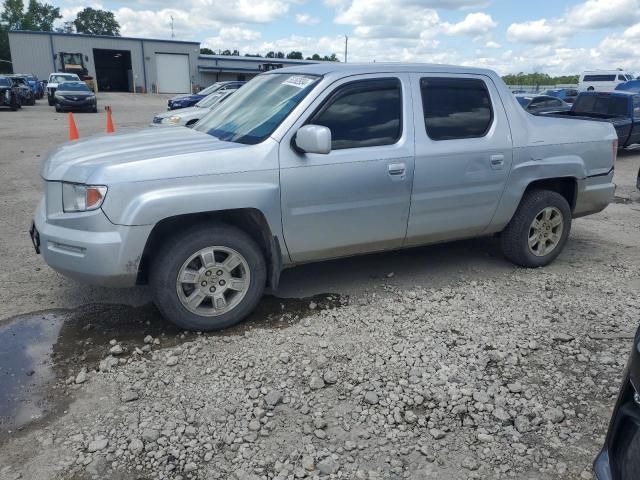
[41,127,246,184]
[170,94,200,102]
[155,105,201,120]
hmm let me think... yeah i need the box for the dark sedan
[594,324,640,479]
[54,81,97,113]
[0,75,20,111]
[515,94,571,114]
[167,81,245,110]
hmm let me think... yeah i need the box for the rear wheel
[47,96,54,106]
[500,189,571,267]
[150,224,267,331]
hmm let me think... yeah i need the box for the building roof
[198,54,319,64]
[9,30,200,45]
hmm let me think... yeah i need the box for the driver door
[278,74,415,263]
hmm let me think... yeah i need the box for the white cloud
[444,12,496,36]
[506,0,640,46]
[568,0,640,29]
[295,13,320,25]
[506,19,567,44]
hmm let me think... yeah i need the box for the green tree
[286,51,302,59]
[0,0,25,29]
[0,0,63,73]
[73,7,119,36]
[200,47,214,55]
[56,20,74,33]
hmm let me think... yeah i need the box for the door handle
[388,163,406,176]
[490,154,505,170]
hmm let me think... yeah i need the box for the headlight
[62,183,108,212]
[162,116,181,124]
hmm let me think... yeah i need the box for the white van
[579,70,634,92]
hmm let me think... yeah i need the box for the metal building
[8,30,200,94]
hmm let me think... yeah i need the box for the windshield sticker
[282,76,315,89]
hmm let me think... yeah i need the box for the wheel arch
[137,209,283,291]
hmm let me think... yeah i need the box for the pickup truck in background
[31,64,618,331]
[549,91,640,148]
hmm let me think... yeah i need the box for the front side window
[309,78,402,150]
[421,77,493,141]
[194,73,320,145]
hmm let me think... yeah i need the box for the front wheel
[150,224,267,331]
[500,190,572,267]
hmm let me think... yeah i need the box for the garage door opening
[93,48,132,92]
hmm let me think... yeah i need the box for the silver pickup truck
[31,64,617,331]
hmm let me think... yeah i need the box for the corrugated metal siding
[52,35,143,89]
[8,32,54,80]
[196,71,258,87]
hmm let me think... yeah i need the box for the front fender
[101,170,283,239]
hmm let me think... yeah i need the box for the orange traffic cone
[68,112,79,141]
[105,106,115,133]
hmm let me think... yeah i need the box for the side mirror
[295,125,331,155]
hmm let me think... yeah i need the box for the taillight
[613,139,618,163]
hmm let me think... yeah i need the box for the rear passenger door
[405,74,513,246]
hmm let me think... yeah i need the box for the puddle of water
[0,313,63,433]
[0,294,346,436]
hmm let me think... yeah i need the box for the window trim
[420,76,494,142]
[306,77,404,150]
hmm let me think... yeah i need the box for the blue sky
[43,0,640,75]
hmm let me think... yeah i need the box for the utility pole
[344,35,348,63]
[170,16,175,39]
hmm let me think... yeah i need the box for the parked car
[54,81,97,113]
[19,73,43,99]
[0,75,20,111]
[152,90,234,127]
[515,94,571,114]
[47,72,81,106]
[31,64,617,332]
[579,70,635,92]
[593,324,640,480]
[616,80,640,93]
[167,81,245,110]
[548,91,640,148]
[541,88,579,104]
[9,75,35,106]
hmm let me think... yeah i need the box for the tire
[55,105,61,112]
[47,96,54,106]
[150,223,267,331]
[500,189,572,268]
[92,105,98,113]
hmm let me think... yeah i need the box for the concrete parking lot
[0,93,639,479]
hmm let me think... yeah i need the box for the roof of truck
[270,63,497,77]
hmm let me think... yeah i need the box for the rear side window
[583,74,617,82]
[420,77,493,141]
[310,78,402,149]
[618,75,627,81]
[574,95,629,117]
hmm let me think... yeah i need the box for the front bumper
[55,98,96,110]
[32,199,152,287]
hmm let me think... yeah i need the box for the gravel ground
[0,94,639,480]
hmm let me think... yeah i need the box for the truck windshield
[51,75,77,83]
[573,95,629,117]
[194,73,321,145]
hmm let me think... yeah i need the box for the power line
[344,35,348,63]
